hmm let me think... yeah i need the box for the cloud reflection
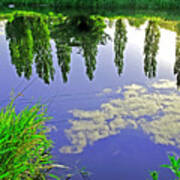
[60,80,180,154]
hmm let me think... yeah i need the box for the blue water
[1,17,180,180]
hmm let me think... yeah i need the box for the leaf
[0,172,10,179]
[49,173,61,180]
[168,155,177,167]
[150,171,159,180]
[161,164,172,169]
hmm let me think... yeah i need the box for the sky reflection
[60,80,180,154]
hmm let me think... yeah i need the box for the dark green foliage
[0,102,53,179]
[144,21,160,78]
[114,19,127,76]
[174,24,180,88]
[1,0,180,10]
[128,18,146,28]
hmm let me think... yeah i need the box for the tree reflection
[6,14,54,84]
[6,16,33,80]
[70,15,109,80]
[128,18,146,28]
[144,21,160,78]
[114,19,127,76]
[51,17,72,83]
[174,23,180,87]
[52,15,109,81]
[31,17,54,84]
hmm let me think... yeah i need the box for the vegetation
[174,23,180,88]
[114,18,127,76]
[6,13,55,84]
[1,0,180,10]
[6,15,34,80]
[0,101,54,179]
[4,11,180,86]
[6,12,108,82]
[150,155,180,180]
[144,21,160,78]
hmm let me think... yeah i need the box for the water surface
[1,13,180,179]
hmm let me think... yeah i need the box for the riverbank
[0,0,180,10]
[1,7,180,21]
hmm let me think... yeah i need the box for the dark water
[1,13,180,179]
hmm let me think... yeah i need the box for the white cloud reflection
[60,80,180,154]
[96,88,113,96]
[0,20,7,36]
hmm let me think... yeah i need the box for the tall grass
[1,0,180,10]
[0,101,53,179]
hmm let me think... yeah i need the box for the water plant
[150,155,180,180]
[0,101,53,179]
[161,155,180,179]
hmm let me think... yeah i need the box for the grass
[0,100,54,179]
[0,0,180,10]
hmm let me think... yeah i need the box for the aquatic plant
[150,171,159,180]
[0,101,53,179]
[150,155,180,180]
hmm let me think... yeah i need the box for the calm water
[1,13,180,179]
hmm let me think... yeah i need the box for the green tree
[144,21,160,78]
[114,19,127,76]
